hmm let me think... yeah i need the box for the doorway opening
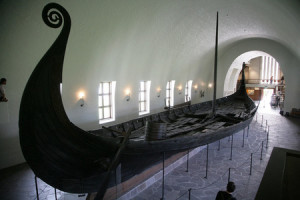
[224,51,285,115]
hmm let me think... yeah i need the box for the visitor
[215,181,237,200]
[270,76,273,84]
[281,75,284,84]
[0,78,8,102]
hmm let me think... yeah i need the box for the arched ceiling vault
[0,0,300,169]
[0,0,299,116]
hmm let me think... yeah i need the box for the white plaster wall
[249,57,261,81]
[0,0,299,169]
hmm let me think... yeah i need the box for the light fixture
[125,88,131,101]
[178,85,182,94]
[78,91,85,107]
[194,84,198,93]
[208,83,213,88]
[157,87,161,97]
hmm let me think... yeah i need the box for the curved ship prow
[19,3,118,193]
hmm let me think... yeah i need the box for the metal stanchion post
[260,141,264,160]
[218,140,220,151]
[55,188,57,200]
[228,168,231,183]
[249,153,253,175]
[188,188,192,200]
[186,149,190,172]
[35,176,39,200]
[115,164,122,199]
[204,144,209,179]
[160,152,165,200]
[247,125,249,137]
[261,115,263,127]
[242,129,245,147]
[266,126,269,148]
[115,168,118,199]
[256,114,257,121]
[230,135,233,160]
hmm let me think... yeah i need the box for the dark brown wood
[94,128,131,200]
[212,12,219,115]
[19,3,258,198]
[19,3,118,193]
[255,148,300,200]
[145,122,167,141]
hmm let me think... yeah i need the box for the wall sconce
[78,91,85,107]
[178,85,182,94]
[194,85,198,93]
[157,87,161,97]
[208,83,213,88]
[125,88,131,101]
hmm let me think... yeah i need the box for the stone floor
[132,105,300,200]
[0,104,299,200]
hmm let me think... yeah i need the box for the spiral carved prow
[42,3,71,29]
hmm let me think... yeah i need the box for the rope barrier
[175,190,189,200]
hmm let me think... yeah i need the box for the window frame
[98,81,116,124]
[261,56,280,84]
[139,81,151,115]
[166,80,175,107]
[185,80,193,102]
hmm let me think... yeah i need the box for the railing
[237,79,285,85]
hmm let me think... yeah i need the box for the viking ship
[19,3,257,199]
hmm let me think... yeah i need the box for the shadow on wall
[0,103,10,124]
[0,132,25,169]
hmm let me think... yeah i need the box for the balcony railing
[238,79,284,85]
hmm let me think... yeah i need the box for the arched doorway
[224,51,285,114]
[217,38,300,114]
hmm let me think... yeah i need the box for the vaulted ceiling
[0,0,299,169]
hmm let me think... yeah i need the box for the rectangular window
[139,81,151,115]
[275,61,279,84]
[185,80,193,102]
[267,57,271,83]
[271,57,275,82]
[60,83,62,94]
[261,56,281,84]
[261,56,265,83]
[166,80,175,107]
[99,81,116,124]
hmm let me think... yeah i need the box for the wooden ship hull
[94,91,256,155]
[18,3,257,198]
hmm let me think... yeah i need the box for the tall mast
[212,12,218,115]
